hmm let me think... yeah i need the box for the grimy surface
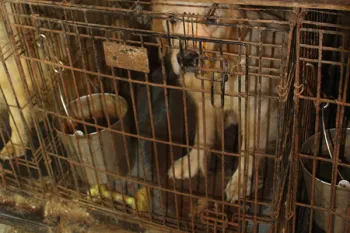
[180,0,350,10]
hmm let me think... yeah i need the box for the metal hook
[306,63,315,79]
[36,34,46,47]
[53,60,65,73]
[276,84,289,100]
[293,83,304,96]
[192,56,228,108]
[36,34,52,48]
[211,72,226,109]
[55,60,68,116]
[55,60,83,136]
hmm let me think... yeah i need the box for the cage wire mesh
[289,8,350,233]
[0,0,348,233]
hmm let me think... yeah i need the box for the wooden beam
[178,0,350,11]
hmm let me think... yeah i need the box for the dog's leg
[0,105,31,159]
[224,99,257,203]
[0,56,32,159]
[168,99,216,179]
[225,98,274,202]
[225,144,255,203]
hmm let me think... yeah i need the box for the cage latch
[211,72,228,109]
[194,56,229,108]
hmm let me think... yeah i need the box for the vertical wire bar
[166,19,171,49]
[160,40,181,229]
[37,17,67,186]
[180,55,195,233]
[39,32,63,187]
[28,112,45,185]
[124,38,151,217]
[148,35,168,225]
[0,54,30,184]
[236,26,243,233]
[60,21,86,196]
[26,19,55,188]
[219,42,226,231]
[338,57,350,231]
[291,15,302,233]
[162,19,181,226]
[328,36,348,233]
[163,35,182,228]
[241,36,250,233]
[308,30,323,233]
[45,20,73,188]
[182,13,187,48]
[30,15,53,114]
[132,34,154,219]
[62,25,94,192]
[105,29,129,213]
[191,14,195,49]
[329,33,348,233]
[1,3,36,179]
[114,30,142,216]
[120,32,154,218]
[21,16,42,112]
[41,115,63,185]
[274,28,289,233]
[39,21,64,186]
[0,87,20,188]
[74,24,104,199]
[252,28,263,233]
[198,40,210,233]
[0,87,12,161]
[179,17,194,230]
[83,11,121,210]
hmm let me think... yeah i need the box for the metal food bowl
[300,128,350,233]
[53,93,131,188]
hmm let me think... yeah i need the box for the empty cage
[288,8,350,233]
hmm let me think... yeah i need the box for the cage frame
[0,0,348,233]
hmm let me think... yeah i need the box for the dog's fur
[0,6,41,158]
[152,1,290,202]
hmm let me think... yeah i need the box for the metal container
[54,93,131,187]
[300,129,350,233]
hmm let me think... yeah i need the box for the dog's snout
[177,50,199,69]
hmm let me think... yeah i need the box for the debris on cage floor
[0,223,22,233]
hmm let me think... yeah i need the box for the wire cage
[287,8,350,233]
[0,0,348,233]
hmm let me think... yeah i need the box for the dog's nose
[177,50,199,69]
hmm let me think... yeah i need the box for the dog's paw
[0,142,26,160]
[168,156,200,180]
[224,111,237,128]
[225,174,265,203]
[225,175,252,203]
